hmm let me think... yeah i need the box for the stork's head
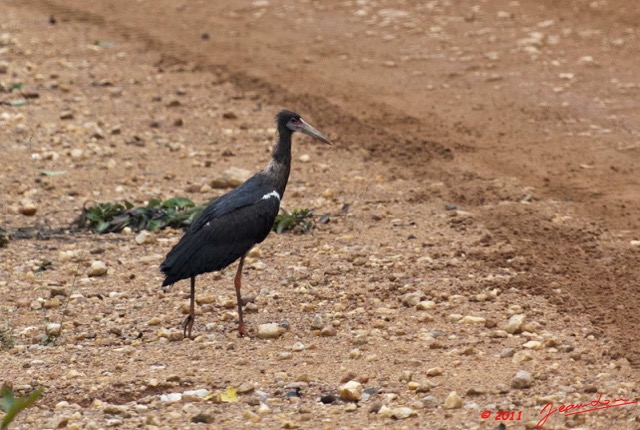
[276,109,331,144]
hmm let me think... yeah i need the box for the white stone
[88,260,108,277]
[444,391,463,409]
[339,380,363,402]
[256,323,285,339]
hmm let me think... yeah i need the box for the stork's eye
[291,118,301,125]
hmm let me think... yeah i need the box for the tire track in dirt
[24,0,456,178]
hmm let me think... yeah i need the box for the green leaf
[95,221,111,233]
[162,196,195,209]
[1,387,43,430]
[146,199,161,208]
[145,219,163,232]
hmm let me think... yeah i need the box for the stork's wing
[190,175,278,232]
[160,175,281,285]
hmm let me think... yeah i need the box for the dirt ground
[1,0,640,429]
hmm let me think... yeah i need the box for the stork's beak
[298,118,332,145]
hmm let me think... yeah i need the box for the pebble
[523,340,542,350]
[416,300,436,311]
[401,292,425,307]
[377,405,416,419]
[60,110,74,120]
[299,154,311,163]
[182,389,210,402]
[88,260,108,277]
[511,370,533,389]
[46,322,62,337]
[500,347,516,358]
[160,392,182,402]
[339,380,363,402]
[444,391,463,409]
[426,367,443,377]
[191,413,215,423]
[18,198,37,216]
[459,315,486,324]
[257,403,271,414]
[320,325,337,337]
[504,314,525,334]
[135,230,154,245]
[256,323,286,339]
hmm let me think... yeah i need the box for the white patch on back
[261,190,280,201]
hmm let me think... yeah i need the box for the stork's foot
[237,324,251,338]
[182,314,194,339]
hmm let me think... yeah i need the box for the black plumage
[160,110,331,338]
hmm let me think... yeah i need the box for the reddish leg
[182,276,196,339]
[234,253,250,337]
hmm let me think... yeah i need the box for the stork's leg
[234,253,250,337]
[182,276,196,339]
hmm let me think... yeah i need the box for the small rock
[390,407,416,419]
[310,316,324,330]
[320,394,337,404]
[135,230,154,245]
[257,403,271,414]
[160,393,183,402]
[504,314,525,334]
[60,110,74,120]
[182,389,210,402]
[43,298,61,309]
[320,325,337,337]
[45,322,62,337]
[339,380,363,402]
[401,292,424,307]
[459,315,486,324]
[147,317,161,326]
[88,261,108,277]
[511,370,533,389]
[523,340,542,350]
[256,323,285,339]
[191,413,215,424]
[416,300,436,311]
[299,154,311,163]
[18,199,37,216]
[444,391,463,409]
[500,347,516,358]
[426,367,443,377]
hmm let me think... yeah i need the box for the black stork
[160,110,331,338]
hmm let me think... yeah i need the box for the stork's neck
[265,127,293,196]
[272,127,293,165]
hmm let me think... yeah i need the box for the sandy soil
[1,0,640,429]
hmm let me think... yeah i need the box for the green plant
[78,197,205,233]
[273,208,315,234]
[0,387,43,429]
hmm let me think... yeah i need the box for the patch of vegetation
[77,197,316,235]
[77,197,205,233]
[0,387,43,430]
[273,208,315,234]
